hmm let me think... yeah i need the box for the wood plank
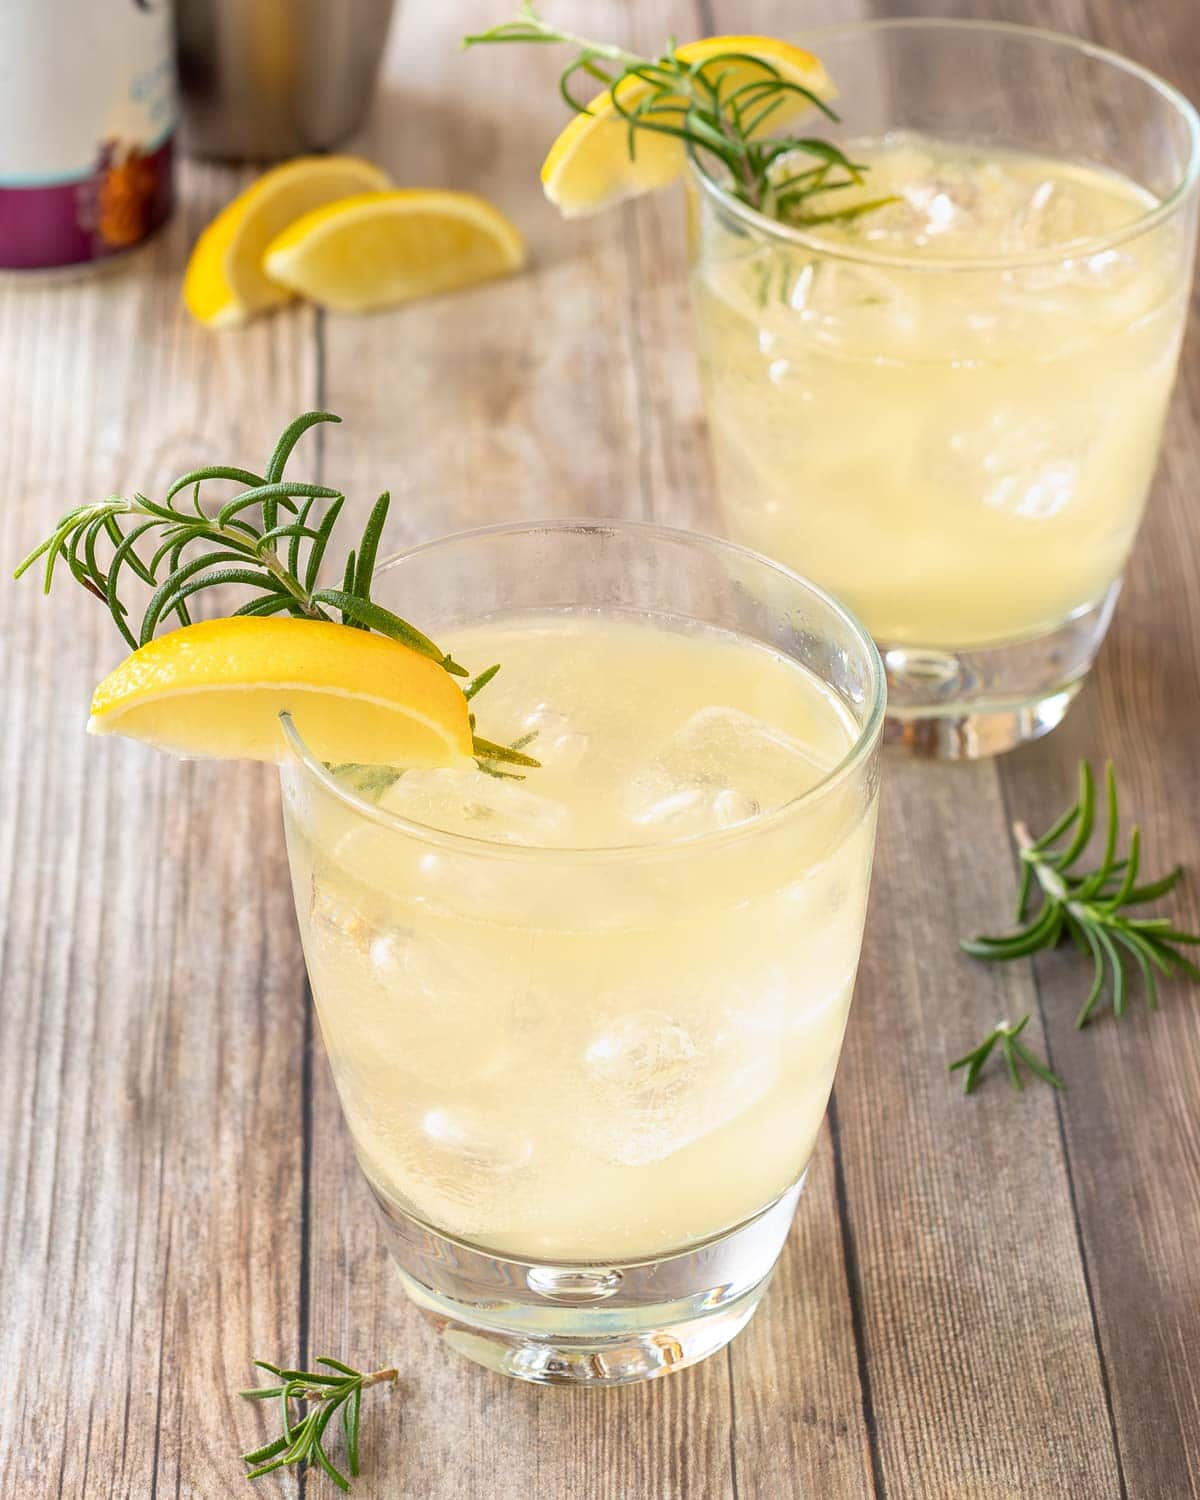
[843,763,1121,1497]
[823,6,1200,1496]
[699,0,1135,1493]
[0,165,317,1498]
[303,5,739,1498]
[989,9,1200,1498]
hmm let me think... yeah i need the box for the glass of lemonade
[689,19,1199,757]
[278,520,884,1385]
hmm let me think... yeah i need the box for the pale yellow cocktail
[284,609,875,1262]
[693,134,1190,650]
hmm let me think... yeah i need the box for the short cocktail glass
[279,520,884,1385]
[689,20,1199,757]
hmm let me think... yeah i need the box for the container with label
[0,1,176,272]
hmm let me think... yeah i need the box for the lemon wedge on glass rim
[262,190,526,313]
[87,616,476,768]
[540,35,832,216]
[183,155,393,327]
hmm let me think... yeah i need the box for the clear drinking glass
[689,19,1199,758]
[278,520,884,1385]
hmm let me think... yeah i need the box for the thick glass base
[880,584,1119,760]
[370,1175,806,1386]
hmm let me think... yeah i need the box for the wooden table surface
[5,1,1200,1496]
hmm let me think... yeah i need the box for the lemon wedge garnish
[183,155,393,326]
[88,617,475,767]
[540,36,832,217]
[261,190,526,313]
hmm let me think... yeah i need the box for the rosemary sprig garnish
[240,1357,397,1491]
[953,761,1200,1094]
[13,411,538,775]
[950,1016,1064,1096]
[464,3,896,227]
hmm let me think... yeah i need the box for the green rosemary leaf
[1096,925,1125,1018]
[1105,825,1141,908]
[139,553,259,644]
[314,589,449,665]
[1075,923,1108,1028]
[229,591,295,615]
[254,520,323,552]
[1122,924,1173,976]
[789,196,898,228]
[304,495,347,592]
[1098,762,1120,879]
[1056,761,1097,871]
[245,1456,291,1480]
[1114,930,1159,1011]
[464,663,501,700]
[157,569,286,628]
[960,900,1059,960]
[339,551,360,626]
[1001,1032,1024,1091]
[1010,1038,1065,1090]
[163,466,265,505]
[288,495,318,580]
[311,1442,352,1493]
[242,1435,290,1463]
[1120,867,1184,904]
[216,480,340,529]
[353,493,390,603]
[265,410,342,484]
[1015,860,1034,922]
[81,513,112,594]
[471,735,541,768]
[1157,943,1200,982]
[12,528,65,580]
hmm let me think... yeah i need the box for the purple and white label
[0,0,177,270]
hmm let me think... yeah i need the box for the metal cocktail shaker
[175,0,397,162]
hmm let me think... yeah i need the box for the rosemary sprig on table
[950,1017,1064,1096]
[953,761,1200,1094]
[464,3,895,226]
[13,411,537,774]
[241,1357,397,1492]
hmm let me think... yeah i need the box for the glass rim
[687,15,1200,275]
[279,517,887,864]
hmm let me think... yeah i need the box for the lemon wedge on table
[541,36,832,216]
[183,155,393,327]
[87,617,476,768]
[262,190,526,313]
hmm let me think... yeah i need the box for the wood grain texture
[2,1,1199,1498]
[988,3,1200,1491]
[0,167,318,1499]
